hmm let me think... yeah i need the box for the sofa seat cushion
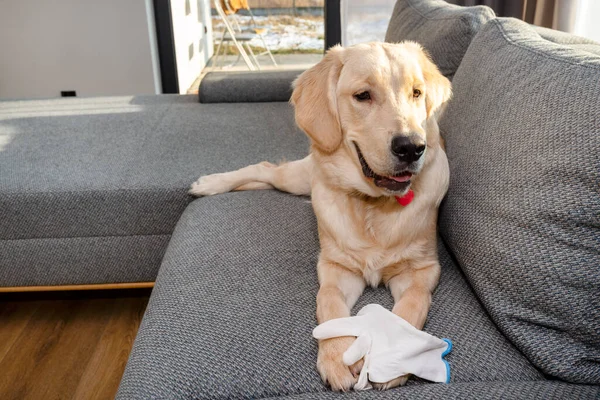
[385,0,495,79]
[0,95,308,286]
[118,190,542,400]
[439,18,600,384]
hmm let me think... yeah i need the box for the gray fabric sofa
[2,0,599,398]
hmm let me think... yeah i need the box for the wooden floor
[0,289,151,400]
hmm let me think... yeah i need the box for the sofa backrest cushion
[533,25,600,56]
[199,70,303,103]
[438,17,600,384]
[385,0,495,79]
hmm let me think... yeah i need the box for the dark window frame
[324,0,341,49]
[154,0,341,92]
[153,0,179,93]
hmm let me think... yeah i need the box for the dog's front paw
[371,375,409,390]
[189,174,231,196]
[317,337,362,392]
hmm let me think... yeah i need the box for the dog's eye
[413,88,422,98]
[354,91,371,102]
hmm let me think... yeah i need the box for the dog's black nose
[391,135,426,163]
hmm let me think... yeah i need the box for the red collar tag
[395,189,414,206]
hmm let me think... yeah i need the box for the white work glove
[313,304,452,390]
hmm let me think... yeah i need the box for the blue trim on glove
[441,338,453,384]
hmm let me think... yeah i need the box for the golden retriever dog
[190,41,451,391]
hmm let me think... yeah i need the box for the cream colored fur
[190,42,451,392]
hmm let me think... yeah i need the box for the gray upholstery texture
[0,235,170,286]
[438,18,600,384]
[199,70,303,103]
[0,95,308,285]
[385,0,495,79]
[118,190,543,400]
[264,381,600,399]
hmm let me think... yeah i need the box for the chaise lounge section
[0,96,307,288]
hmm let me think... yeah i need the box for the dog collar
[395,190,414,206]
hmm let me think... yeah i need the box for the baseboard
[0,281,155,293]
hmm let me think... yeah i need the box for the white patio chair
[212,0,277,71]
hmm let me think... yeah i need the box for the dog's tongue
[388,172,412,183]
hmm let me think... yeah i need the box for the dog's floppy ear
[407,42,452,120]
[291,46,344,153]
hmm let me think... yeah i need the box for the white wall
[573,0,600,42]
[0,0,160,99]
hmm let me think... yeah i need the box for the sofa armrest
[198,70,304,103]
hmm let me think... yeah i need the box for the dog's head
[291,42,451,197]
